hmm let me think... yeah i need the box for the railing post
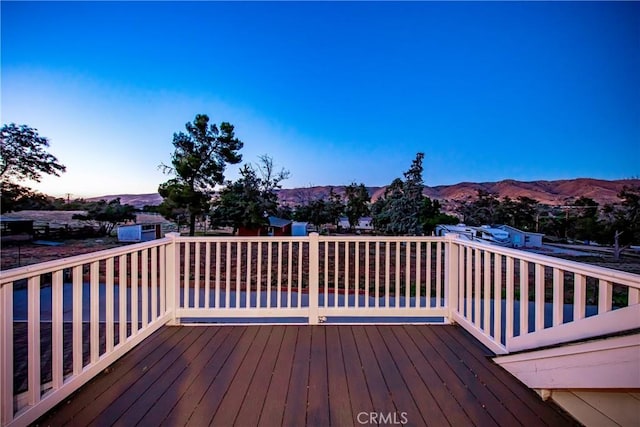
[445,234,460,323]
[165,233,181,326]
[308,233,320,325]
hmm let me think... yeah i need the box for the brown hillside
[90,178,638,208]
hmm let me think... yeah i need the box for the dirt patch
[1,238,132,271]
[546,254,640,275]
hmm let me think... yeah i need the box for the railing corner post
[445,233,460,324]
[165,232,181,326]
[308,232,320,325]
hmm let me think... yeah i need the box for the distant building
[435,224,544,248]
[337,216,374,233]
[496,225,544,248]
[291,222,309,236]
[338,217,350,230]
[117,223,163,242]
[238,216,292,236]
[356,217,374,232]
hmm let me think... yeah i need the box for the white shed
[497,225,544,248]
[117,223,162,242]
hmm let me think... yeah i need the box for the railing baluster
[458,245,464,314]
[598,279,613,314]
[323,241,328,309]
[257,242,263,308]
[474,248,481,328]
[535,264,545,331]
[297,242,303,307]
[28,275,41,405]
[52,271,64,390]
[416,242,421,308]
[427,242,433,309]
[204,243,210,309]
[194,243,200,309]
[630,287,640,306]
[159,245,166,315]
[520,260,529,336]
[505,256,514,343]
[466,246,472,317]
[141,250,149,328]
[236,242,242,309]
[355,241,361,308]
[395,241,400,308]
[72,265,83,372]
[287,242,293,308]
[405,242,410,307]
[225,242,231,309]
[494,254,502,344]
[552,268,563,327]
[106,258,115,352]
[436,242,442,308]
[278,241,283,309]
[184,243,190,309]
[483,251,491,333]
[131,254,138,335]
[90,261,100,362]
[385,242,390,308]
[246,242,252,309]
[267,242,273,308]
[574,273,586,321]
[215,241,221,309]
[365,241,370,308]
[151,247,158,320]
[345,242,350,307]
[334,241,339,308]
[375,241,380,308]
[118,255,127,344]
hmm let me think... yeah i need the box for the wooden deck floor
[37,324,577,426]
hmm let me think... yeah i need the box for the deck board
[257,326,298,426]
[38,324,578,427]
[325,327,354,427]
[282,325,311,426]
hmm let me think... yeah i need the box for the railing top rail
[455,238,640,287]
[318,235,443,243]
[0,237,172,285]
[173,235,310,243]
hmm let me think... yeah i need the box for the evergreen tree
[158,114,243,236]
[344,183,370,231]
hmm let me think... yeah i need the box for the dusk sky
[2,1,639,198]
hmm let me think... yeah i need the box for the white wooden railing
[1,233,639,426]
[0,238,173,426]
[449,238,640,354]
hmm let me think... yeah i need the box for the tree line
[2,117,638,254]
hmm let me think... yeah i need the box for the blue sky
[2,1,639,198]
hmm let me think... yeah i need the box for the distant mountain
[276,178,638,207]
[85,193,163,209]
[91,178,639,209]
